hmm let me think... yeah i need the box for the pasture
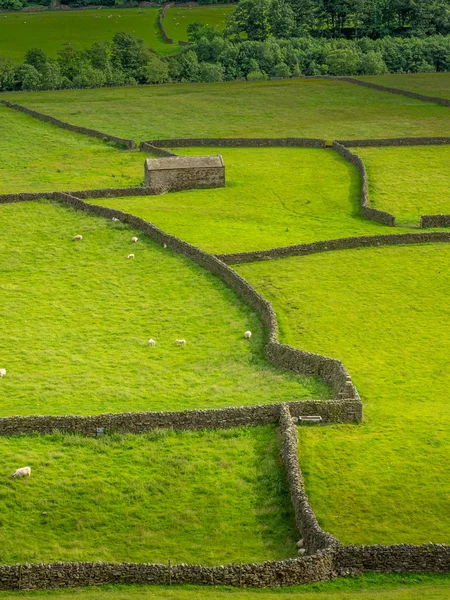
[357,145,450,225]
[4,77,450,141]
[0,74,450,596]
[0,9,172,62]
[163,5,234,44]
[0,200,325,417]
[359,72,450,99]
[0,427,296,564]
[237,243,450,544]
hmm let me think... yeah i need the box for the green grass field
[0,200,326,417]
[357,145,450,225]
[163,5,234,44]
[0,9,174,62]
[359,72,450,99]
[0,427,297,564]
[0,106,145,193]
[237,243,450,544]
[4,77,450,141]
[94,146,400,254]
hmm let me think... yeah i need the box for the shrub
[198,61,224,82]
[247,69,269,80]
[358,51,388,75]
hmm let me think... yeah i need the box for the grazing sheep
[112,217,119,222]
[127,254,135,259]
[148,338,156,346]
[0,368,6,378]
[72,235,83,241]
[163,243,167,248]
[12,467,31,478]
[298,548,306,556]
[176,339,186,345]
[244,331,252,339]
[132,237,138,243]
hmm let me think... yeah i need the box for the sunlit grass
[237,244,450,544]
[359,72,450,99]
[357,145,450,226]
[0,106,145,193]
[4,78,450,142]
[0,427,297,565]
[0,200,327,417]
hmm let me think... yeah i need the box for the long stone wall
[50,192,359,405]
[279,405,340,554]
[159,3,174,45]
[0,552,336,591]
[336,544,450,574]
[332,141,396,226]
[140,141,178,157]
[215,231,450,264]
[146,138,327,148]
[0,101,136,149]
[334,76,450,107]
[336,137,450,147]
[0,399,362,437]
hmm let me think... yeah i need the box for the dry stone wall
[280,406,340,554]
[336,137,450,147]
[326,76,450,107]
[0,101,136,149]
[216,231,450,264]
[159,3,174,45]
[0,400,362,437]
[336,544,450,573]
[332,141,396,226]
[147,138,327,148]
[0,552,336,591]
[421,214,450,228]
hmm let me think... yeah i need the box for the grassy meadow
[359,72,450,99]
[357,145,450,225]
[0,200,327,417]
[163,5,234,44]
[0,427,297,564]
[95,146,400,254]
[0,9,172,62]
[4,77,450,141]
[0,105,145,193]
[237,243,450,544]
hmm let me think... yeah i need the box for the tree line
[2,0,449,40]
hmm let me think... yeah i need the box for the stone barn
[144,155,225,194]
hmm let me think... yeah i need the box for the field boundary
[159,3,174,45]
[143,138,327,148]
[215,231,450,264]
[0,101,137,149]
[319,76,450,107]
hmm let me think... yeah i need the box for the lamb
[132,237,138,243]
[163,244,167,249]
[112,217,119,222]
[127,254,135,259]
[176,339,186,345]
[12,467,31,479]
[148,339,156,346]
[0,368,6,378]
[244,331,252,339]
[72,235,83,241]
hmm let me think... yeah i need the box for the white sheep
[244,331,252,339]
[132,237,138,243]
[112,217,119,222]
[12,467,31,478]
[176,339,186,345]
[163,243,167,249]
[148,339,156,346]
[0,368,6,378]
[127,254,135,259]
[72,235,83,241]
